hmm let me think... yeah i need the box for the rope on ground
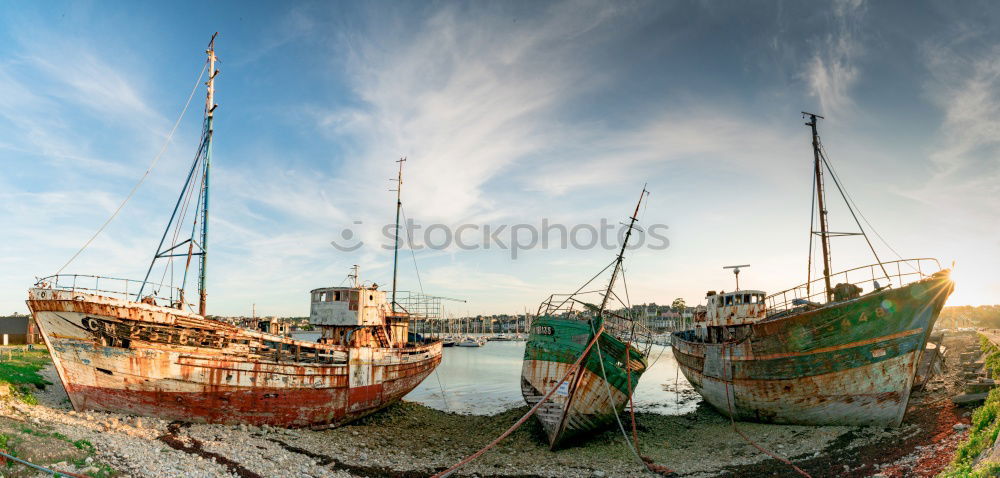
[433,368,451,411]
[54,60,209,276]
[625,345,676,476]
[0,449,88,478]
[720,342,812,478]
[430,327,606,478]
[587,321,645,464]
[608,267,674,474]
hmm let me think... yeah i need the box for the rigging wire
[54,61,209,276]
[431,329,607,478]
[587,320,644,464]
[399,206,450,410]
[806,160,817,295]
[816,146,891,281]
[818,142,917,273]
[156,155,202,292]
[399,206,424,294]
[549,259,617,312]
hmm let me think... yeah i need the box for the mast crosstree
[802,111,890,303]
[137,33,219,314]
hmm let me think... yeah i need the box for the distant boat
[671,113,954,427]
[521,188,652,449]
[456,336,484,347]
[27,36,442,429]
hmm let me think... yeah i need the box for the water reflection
[404,340,699,415]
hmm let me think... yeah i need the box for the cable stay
[137,33,219,316]
[802,112,892,302]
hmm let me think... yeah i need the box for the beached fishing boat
[671,113,954,426]
[26,36,441,428]
[521,189,653,449]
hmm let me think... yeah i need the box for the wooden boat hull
[671,272,953,426]
[521,316,646,449]
[27,288,441,428]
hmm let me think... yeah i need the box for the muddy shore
[0,345,972,478]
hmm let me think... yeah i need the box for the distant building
[0,315,40,345]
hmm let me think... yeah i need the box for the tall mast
[198,33,218,316]
[804,112,833,302]
[598,186,648,315]
[390,157,406,313]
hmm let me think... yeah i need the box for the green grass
[0,348,52,405]
[939,336,1000,477]
[9,427,113,476]
[71,457,115,478]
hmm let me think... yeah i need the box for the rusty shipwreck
[521,187,652,449]
[671,113,954,427]
[26,35,442,428]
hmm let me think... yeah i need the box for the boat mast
[198,33,218,316]
[804,112,833,302]
[598,186,648,315]
[390,157,406,313]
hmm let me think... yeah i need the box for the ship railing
[764,258,943,315]
[392,290,443,321]
[536,293,653,351]
[34,274,192,309]
[536,291,607,317]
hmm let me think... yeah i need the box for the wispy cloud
[918,37,1000,229]
[802,0,866,118]
[312,1,630,223]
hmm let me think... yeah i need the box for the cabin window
[743,294,750,304]
[312,292,321,302]
[333,291,341,301]
[724,295,733,306]
[325,292,334,302]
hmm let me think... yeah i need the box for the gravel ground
[0,346,971,478]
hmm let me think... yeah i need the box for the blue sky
[1,0,997,316]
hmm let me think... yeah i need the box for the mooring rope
[587,320,645,464]
[54,60,209,276]
[430,327,605,478]
[720,342,812,478]
[0,449,88,478]
[624,344,676,476]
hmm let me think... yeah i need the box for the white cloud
[311,1,630,224]
[803,0,865,118]
[918,41,1000,229]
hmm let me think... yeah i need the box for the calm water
[404,340,700,416]
[286,331,699,416]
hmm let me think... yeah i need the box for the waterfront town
[2,1,999,477]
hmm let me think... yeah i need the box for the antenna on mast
[349,265,360,288]
[723,264,750,291]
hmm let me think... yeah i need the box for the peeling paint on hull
[521,316,646,448]
[671,274,953,426]
[27,288,441,428]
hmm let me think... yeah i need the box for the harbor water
[288,331,698,416]
[404,340,698,415]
